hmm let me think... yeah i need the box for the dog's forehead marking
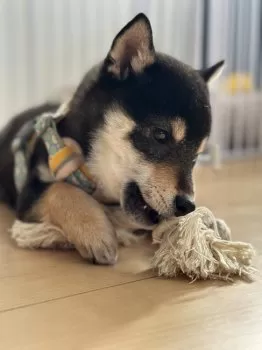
[197,137,208,154]
[171,119,186,142]
[105,108,136,134]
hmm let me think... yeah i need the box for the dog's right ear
[103,13,155,79]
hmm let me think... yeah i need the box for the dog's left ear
[104,13,155,79]
[199,60,225,84]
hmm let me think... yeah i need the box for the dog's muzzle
[122,181,160,227]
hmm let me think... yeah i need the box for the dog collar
[34,113,96,194]
[12,111,96,195]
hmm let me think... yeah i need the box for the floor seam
[0,276,155,314]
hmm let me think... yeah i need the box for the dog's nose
[174,195,195,216]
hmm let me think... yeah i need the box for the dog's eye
[153,128,169,143]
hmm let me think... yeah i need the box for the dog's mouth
[122,182,160,226]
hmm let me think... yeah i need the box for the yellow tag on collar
[49,145,76,174]
[48,141,94,182]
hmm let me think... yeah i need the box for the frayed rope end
[152,207,256,282]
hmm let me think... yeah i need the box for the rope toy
[152,207,256,281]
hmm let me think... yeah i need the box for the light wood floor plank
[1,274,262,350]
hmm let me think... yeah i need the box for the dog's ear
[199,60,225,84]
[104,13,155,79]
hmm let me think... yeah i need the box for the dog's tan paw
[75,230,118,265]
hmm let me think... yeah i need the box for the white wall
[0,0,203,128]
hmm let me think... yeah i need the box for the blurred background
[0,0,262,162]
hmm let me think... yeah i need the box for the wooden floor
[0,160,262,350]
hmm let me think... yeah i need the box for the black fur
[16,172,49,221]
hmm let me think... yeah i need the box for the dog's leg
[12,182,118,264]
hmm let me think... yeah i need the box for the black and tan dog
[0,14,224,264]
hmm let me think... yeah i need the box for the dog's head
[67,14,224,229]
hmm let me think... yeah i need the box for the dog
[0,13,224,264]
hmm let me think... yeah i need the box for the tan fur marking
[197,137,208,154]
[171,119,186,142]
[141,164,178,217]
[150,165,178,188]
[30,182,118,264]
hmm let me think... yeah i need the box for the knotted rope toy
[152,207,256,281]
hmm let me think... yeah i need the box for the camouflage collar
[12,111,96,195]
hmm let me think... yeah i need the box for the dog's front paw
[75,227,118,265]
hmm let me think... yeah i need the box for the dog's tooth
[143,205,148,210]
